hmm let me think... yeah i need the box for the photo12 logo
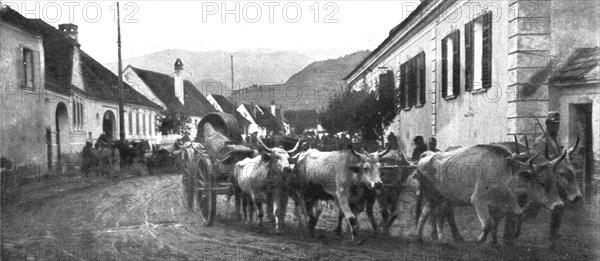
[3,1,140,23]
[201,2,339,23]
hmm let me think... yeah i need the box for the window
[465,11,493,91]
[72,100,84,131]
[136,111,140,135]
[22,48,34,89]
[442,30,460,99]
[399,51,427,110]
[128,110,133,135]
[142,113,146,136]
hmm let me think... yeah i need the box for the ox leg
[291,192,307,229]
[416,201,433,242]
[473,200,492,243]
[549,205,564,240]
[335,209,344,236]
[337,189,359,243]
[273,190,287,234]
[365,195,379,235]
[429,207,439,241]
[445,205,463,242]
[305,198,320,238]
[266,191,275,223]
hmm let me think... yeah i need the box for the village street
[2,170,599,261]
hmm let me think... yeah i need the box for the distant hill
[106,48,314,96]
[229,50,371,111]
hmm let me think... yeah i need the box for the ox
[292,145,390,242]
[494,136,582,240]
[414,144,564,244]
[234,138,300,233]
[332,149,410,236]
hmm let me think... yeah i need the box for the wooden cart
[180,113,255,226]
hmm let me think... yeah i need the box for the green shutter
[399,63,406,109]
[465,21,474,92]
[482,11,493,89]
[441,36,448,98]
[419,52,427,105]
[17,47,25,88]
[33,50,41,89]
[452,30,461,97]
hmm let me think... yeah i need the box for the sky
[4,1,421,63]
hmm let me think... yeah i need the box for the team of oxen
[228,135,581,245]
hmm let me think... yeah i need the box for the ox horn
[514,135,520,154]
[348,144,362,158]
[286,140,302,154]
[545,142,552,160]
[255,135,272,153]
[552,150,568,167]
[527,154,539,168]
[567,135,580,159]
[377,144,392,158]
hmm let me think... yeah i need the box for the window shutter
[465,21,474,92]
[73,100,77,126]
[33,50,41,89]
[407,58,416,107]
[441,36,448,98]
[452,30,461,97]
[419,52,427,105]
[17,47,25,88]
[399,63,406,109]
[482,11,493,89]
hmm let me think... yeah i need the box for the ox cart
[180,113,256,226]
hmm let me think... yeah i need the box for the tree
[320,71,397,143]
[285,109,319,135]
[157,108,191,136]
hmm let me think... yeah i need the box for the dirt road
[2,172,599,260]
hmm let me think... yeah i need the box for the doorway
[569,103,594,201]
[55,102,68,165]
[102,110,116,139]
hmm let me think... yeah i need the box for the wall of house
[435,1,511,149]
[0,22,48,172]
[351,1,512,152]
[551,0,600,61]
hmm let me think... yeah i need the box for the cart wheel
[194,154,217,226]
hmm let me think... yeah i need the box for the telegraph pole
[117,2,125,141]
[230,54,234,98]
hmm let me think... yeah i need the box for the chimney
[271,100,276,117]
[58,23,78,44]
[174,58,184,104]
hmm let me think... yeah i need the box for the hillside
[229,50,371,111]
[106,49,313,96]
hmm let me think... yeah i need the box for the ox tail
[415,173,423,227]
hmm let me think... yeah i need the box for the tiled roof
[129,66,216,117]
[211,94,251,126]
[2,7,160,108]
[241,103,280,128]
[0,6,40,34]
[551,47,600,83]
[211,94,235,113]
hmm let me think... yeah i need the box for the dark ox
[292,145,390,242]
[414,144,564,244]
[493,136,582,240]
[234,138,300,233]
[333,149,411,236]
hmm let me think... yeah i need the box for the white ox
[414,144,564,244]
[234,139,300,233]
